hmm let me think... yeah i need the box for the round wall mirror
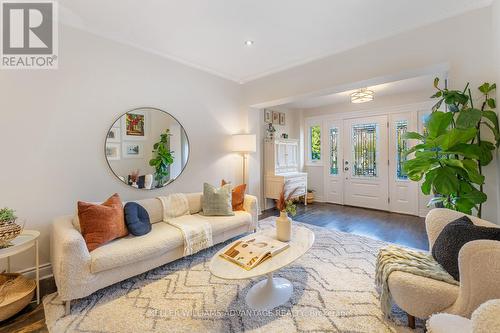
[105,107,189,189]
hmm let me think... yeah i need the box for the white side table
[0,230,40,304]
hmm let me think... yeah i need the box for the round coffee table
[209,225,315,310]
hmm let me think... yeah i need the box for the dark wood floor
[260,202,428,250]
[2,202,427,332]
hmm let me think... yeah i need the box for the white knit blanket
[158,194,213,256]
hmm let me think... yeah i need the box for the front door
[343,115,389,211]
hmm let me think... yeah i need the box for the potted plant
[0,208,22,248]
[403,79,498,217]
[275,184,298,241]
[149,129,174,188]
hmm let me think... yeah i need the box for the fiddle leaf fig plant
[149,129,174,187]
[403,78,498,217]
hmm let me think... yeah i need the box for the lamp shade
[232,134,256,152]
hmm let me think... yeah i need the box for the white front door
[325,120,343,204]
[343,115,389,211]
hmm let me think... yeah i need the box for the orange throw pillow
[221,180,246,211]
[78,193,128,251]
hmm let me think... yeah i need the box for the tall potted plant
[403,79,498,217]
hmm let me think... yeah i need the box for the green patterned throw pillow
[202,183,234,216]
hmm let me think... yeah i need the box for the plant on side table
[0,208,22,247]
[403,79,498,217]
[275,184,298,241]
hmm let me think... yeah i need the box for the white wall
[244,7,499,223]
[0,26,245,273]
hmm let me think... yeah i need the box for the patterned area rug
[44,218,424,332]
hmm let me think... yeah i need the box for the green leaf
[487,98,496,109]
[404,144,427,156]
[482,110,499,127]
[456,108,482,129]
[475,143,494,166]
[433,166,459,195]
[403,132,425,140]
[460,188,487,204]
[403,156,437,181]
[434,128,477,150]
[426,111,453,138]
[442,143,481,159]
[461,159,484,184]
[421,168,438,195]
[479,82,490,94]
[430,91,442,99]
[454,198,474,215]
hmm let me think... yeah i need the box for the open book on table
[220,235,290,270]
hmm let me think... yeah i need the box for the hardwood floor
[1,202,427,332]
[260,202,428,250]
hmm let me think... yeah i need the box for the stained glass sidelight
[352,124,377,177]
[396,120,408,180]
[329,128,339,175]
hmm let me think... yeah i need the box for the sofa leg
[65,300,71,315]
[407,313,415,329]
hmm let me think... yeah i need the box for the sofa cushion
[432,215,500,280]
[202,183,234,216]
[193,211,251,235]
[132,198,163,223]
[124,202,151,236]
[90,222,183,273]
[78,193,128,252]
[221,180,246,211]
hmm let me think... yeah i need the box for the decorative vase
[276,211,292,242]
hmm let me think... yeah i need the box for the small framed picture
[106,127,121,143]
[264,109,272,123]
[122,142,144,159]
[279,112,285,126]
[122,111,148,141]
[272,111,280,124]
[105,143,121,160]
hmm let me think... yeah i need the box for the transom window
[352,124,377,177]
[310,125,321,161]
[396,120,408,180]
[329,128,339,175]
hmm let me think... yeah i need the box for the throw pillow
[202,183,234,216]
[221,179,246,211]
[432,215,500,281]
[78,193,128,251]
[124,202,152,236]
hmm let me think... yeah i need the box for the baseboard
[16,262,53,280]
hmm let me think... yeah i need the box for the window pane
[352,124,377,177]
[396,120,408,180]
[329,128,338,175]
[310,125,321,160]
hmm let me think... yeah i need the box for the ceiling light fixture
[244,40,254,46]
[350,88,374,104]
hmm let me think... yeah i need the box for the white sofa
[50,193,258,314]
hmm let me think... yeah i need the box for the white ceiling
[60,0,492,83]
[283,75,436,109]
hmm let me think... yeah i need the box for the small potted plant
[0,208,22,248]
[275,184,298,241]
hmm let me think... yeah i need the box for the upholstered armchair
[387,208,500,327]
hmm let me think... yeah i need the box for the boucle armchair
[387,208,500,327]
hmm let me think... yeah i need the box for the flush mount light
[351,88,374,104]
[244,40,254,46]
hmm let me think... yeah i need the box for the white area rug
[44,218,424,332]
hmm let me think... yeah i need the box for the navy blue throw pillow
[124,202,151,236]
[432,215,500,281]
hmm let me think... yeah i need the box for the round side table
[0,230,40,304]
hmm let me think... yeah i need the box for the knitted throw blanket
[158,194,213,256]
[375,245,459,317]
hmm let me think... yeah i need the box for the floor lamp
[232,134,256,184]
